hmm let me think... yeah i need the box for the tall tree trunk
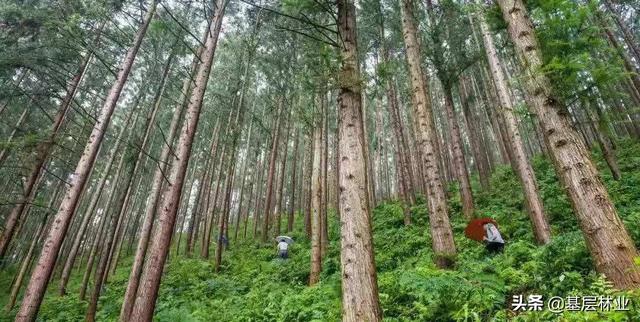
[275,111,292,235]
[214,154,236,271]
[459,76,491,190]
[79,151,126,301]
[442,86,475,218]
[400,0,456,268]
[4,185,60,312]
[175,156,200,255]
[585,99,621,180]
[58,102,136,295]
[320,90,329,258]
[202,140,228,258]
[304,134,313,238]
[309,120,323,286]
[261,102,283,242]
[0,24,103,259]
[287,127,300,232]
[336,0,382,320]
[129,1,227,318]
[475,9,551,244]
[377,7,415,217]
[187,166,208,255]
[14,4,155,320]
[234,122,254,240]
[85,194,123,321]
[252,150,266,238]
[107,49,177,278]
[496,0,640,288]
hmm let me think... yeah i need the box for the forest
[0,0,639,320]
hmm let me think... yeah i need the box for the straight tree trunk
[496,0,640,288]
[275,111,292,235]
[261,102,283,242]
[85,196,123,321]
[287,128,300,232]
[234,122,254,240]
[253,150,267,239]
[129,1,227,318]
[4,219,44,313]
[442,87,475,218]
[4,185,60,312]
[304,135,313,238]
[400,0,456,268]
[320,90,329,258]
[0,25,102,259]
[459,76,491,190]
[118,64,189,314]
[79,153,127,301]
[476,9,551,244]
[585,99,621,180]
[336,0,382,320]
[106,49,178,278]
[175,157,200,255]
[14,4,155,320]
[309,121,323,286]
[58,103,135,295]
[202,141,228,258]
[215,153,237,271]
[187,166,208,254]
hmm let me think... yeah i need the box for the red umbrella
[465,218,498,242]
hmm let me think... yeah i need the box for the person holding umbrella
[482,222,504,253]
[464,218,505,253]
[275,236,294,259]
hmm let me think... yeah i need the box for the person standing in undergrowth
[277,239,289,259]
[483,222,505,253]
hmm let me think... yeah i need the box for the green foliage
[3,141,640,321]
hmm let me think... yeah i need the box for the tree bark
[585,99,621,180]
[14,4,155,320]
[234,122,254,240]
[4,185,60,312]
[128,1,227,318]
[459,76,491,190]
[58,102,135,296]
[400,0,456,268]
[287,127,300,232]
[337,0,382,320]
[275,110,292,235]
[442,86,475,218]
[497,0,640,288]
[476,9,551,244]
[202,140,228,258]
[107,48,177,278]
[304,134,313,238]
[309,115,323,286]
[261,101,283,242]
[320,90,329,258]
[175,156,200,255]
[253,149,267,239]
[0,24,102,259]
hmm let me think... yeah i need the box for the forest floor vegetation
[2,140,640,321]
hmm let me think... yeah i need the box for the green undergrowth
[2,140,640,321]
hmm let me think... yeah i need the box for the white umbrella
[275,236,294,244]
